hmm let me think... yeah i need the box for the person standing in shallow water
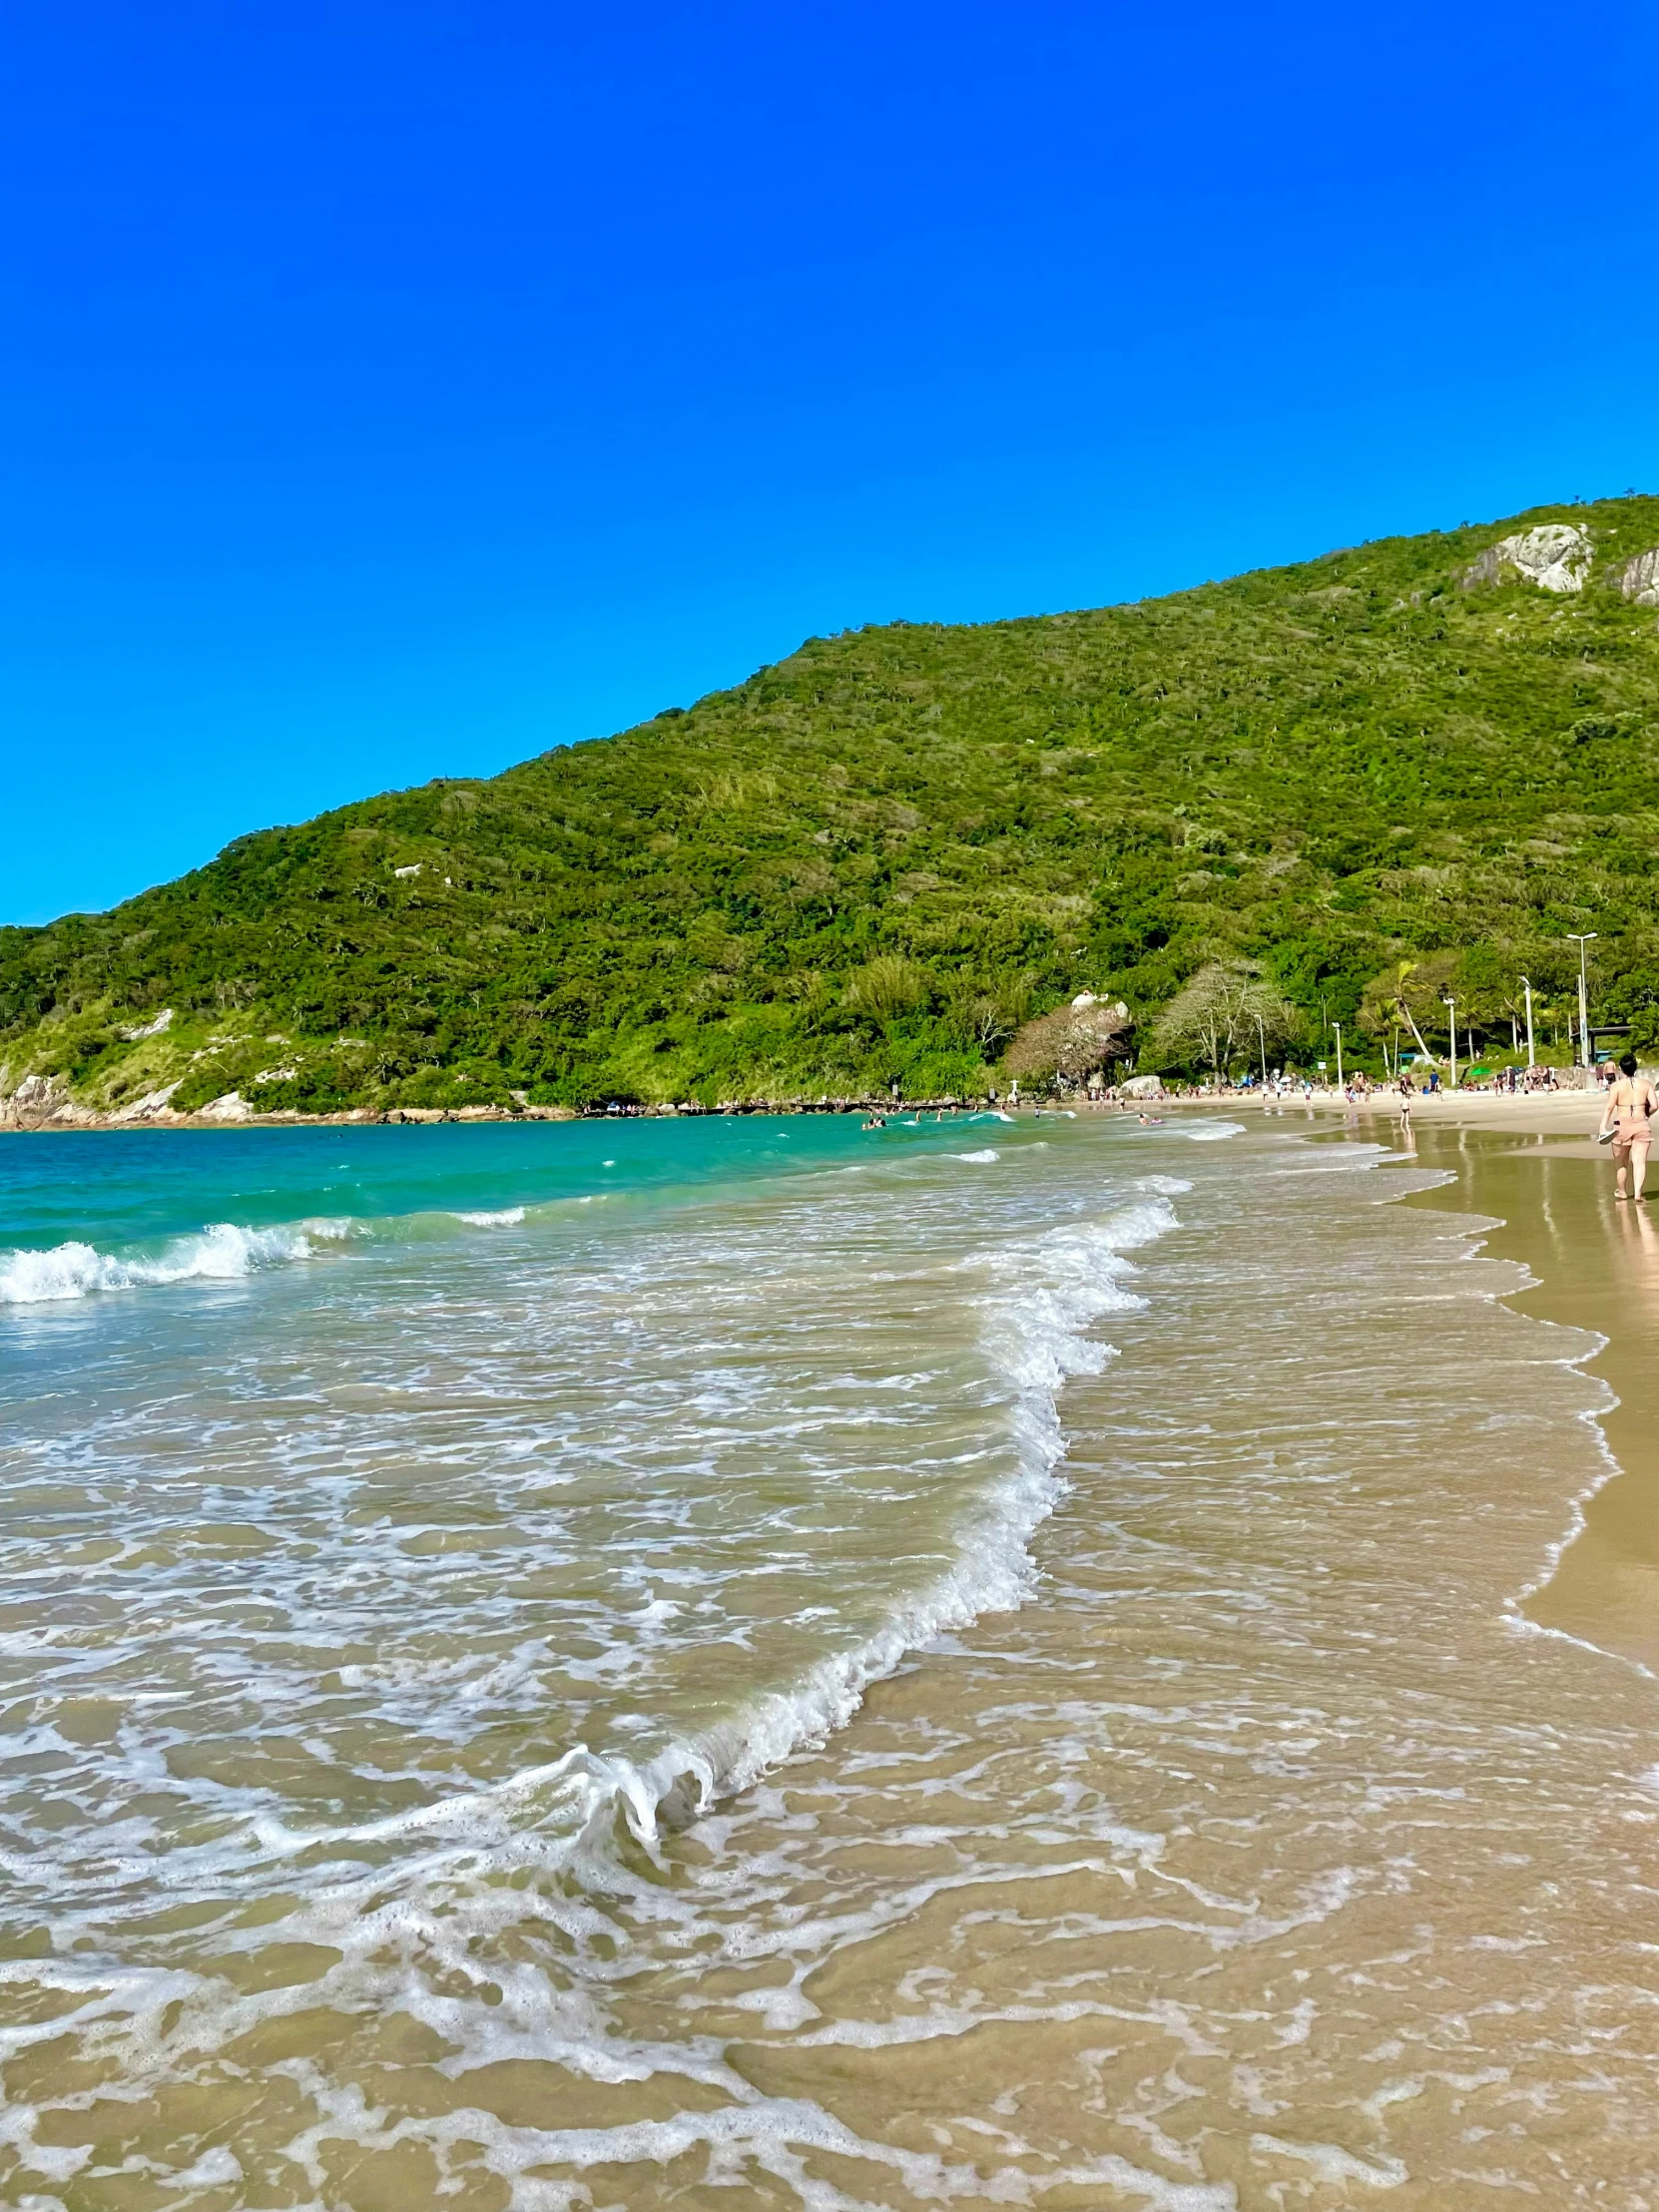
[1599,1051,1658,1202]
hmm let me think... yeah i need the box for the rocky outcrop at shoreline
[0,1080,974,1133]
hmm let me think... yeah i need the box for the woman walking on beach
[1599,1052,1657,1202]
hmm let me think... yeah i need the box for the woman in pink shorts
[1600,1052,1657,1202]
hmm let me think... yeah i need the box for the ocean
[2,1112,1656,2207]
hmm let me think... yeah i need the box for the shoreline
[0,1082,1614,1139]
[0,1097,952,1135]
[1376,1120,1659,1676]
[5,1073,1646,1671]
[4,1087,1657,2193]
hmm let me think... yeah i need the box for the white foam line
[0,1222,322,1305]
[623,1195,1181,1839]
[110,1196,1184,1897]
[281,2088,1238,2212]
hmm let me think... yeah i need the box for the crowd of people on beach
[845,1047,1659,1210]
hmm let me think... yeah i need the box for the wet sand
[590,1123,1659,2207]
[1397,1119,1659,1676]
[467,1126,1659,2206]
[1221,1100,1659,1671]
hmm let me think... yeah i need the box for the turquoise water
[0,1113,997,1283]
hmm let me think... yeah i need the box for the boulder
[0,1074,97,1128]
[117,1082,183,1120]
[1460,523,1592,594]
[1618,548,1659,607]
[198,1091,253,1122]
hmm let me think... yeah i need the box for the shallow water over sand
[2,1118,1656,2207]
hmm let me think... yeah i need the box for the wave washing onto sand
[607,1196,1179,1838]
[668,1199,1166,1812]
[24,1189,1181,1912]
[10,1126,1656,2208]
[451,1206,527,1226]
[0,1138,1192,2204]
[0,1220,340,1305]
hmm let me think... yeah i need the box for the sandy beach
[5,1111,1659,2204]
[1181,1093,1659,1670]
[1391,1116,1659,1677]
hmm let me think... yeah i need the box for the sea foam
[602,1192,1179,1843]
[0,1222,320,1305]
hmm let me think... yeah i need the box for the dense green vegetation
[6,495,1659,1113]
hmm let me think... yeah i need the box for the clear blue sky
[4,1,1655,925]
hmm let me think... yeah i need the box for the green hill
[6,494,1659,1116]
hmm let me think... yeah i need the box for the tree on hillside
[840,955,930,1023]
[1151,961,1296,1075]
[950,976,1033,1058]
[1004,995,1133,1085]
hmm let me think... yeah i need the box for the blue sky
[4,0,1655,924]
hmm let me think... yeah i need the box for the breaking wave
[0,1221,326,1305]
[588,1193,1180,1846]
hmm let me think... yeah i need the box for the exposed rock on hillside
[1461,523,1593,594]
[0,1073,100,1130]
[1619,549,1659,607]
[117,1083,182,1120]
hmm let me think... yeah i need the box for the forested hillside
[5,494,1659,1114]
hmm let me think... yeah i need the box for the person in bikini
[1599,1052,1658,1201]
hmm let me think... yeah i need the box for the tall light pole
[1333,1022,1344,1089]
[1442,996,1457,1089]
[1566,934,1596,1069]
[1519,974,1534,1068]
[1256,1011,1267,1086]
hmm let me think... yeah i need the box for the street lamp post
[1566,934,1597,1069]
[1574,933,1601,1070]
[1519,974,1534,1068]
[1256,1012,1267,1086]
[1442,997,1457,1089]
[1333,1022,1344,1089]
